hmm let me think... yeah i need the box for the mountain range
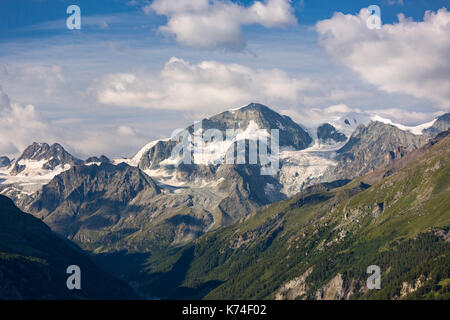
[126,129,450,299]
[0,103,449,299]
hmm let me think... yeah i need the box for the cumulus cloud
[117,125,136,137]
[146,0,297,50]
[0,86,147,159]
[64,129,147,159]
[0,87,54,156]
[366,108,444,125]
[0,64,70,106]
[97,57,319,113]
[324,104,361,114]
[315,8,450,109]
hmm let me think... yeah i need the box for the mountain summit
[136,103,312,171]
[196,102,313,150]
[9,142,82,176]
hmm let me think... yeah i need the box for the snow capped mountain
[3,104,449,216]
[370,115,437,135]
[0,142,82,206]
[316,123,347,144]
[110,104,448,198]
[135,103,312,170]
[2,103,449,254]
[131,138,171,166]
[9,142,82,176]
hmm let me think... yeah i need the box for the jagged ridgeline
[1,104,449,300]
[135,131,449,300]
[137,103,312,170]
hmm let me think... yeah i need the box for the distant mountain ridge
[424,113,450,136]
[319,121,428,181]
[1,104,450,300]
[317,123,347,144]
[2,106,450,254]
[135,130,450,300]
[27,163,161,242]
[10,142,82,176]
[136,103,313,171]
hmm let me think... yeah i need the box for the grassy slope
[140,134,450,300]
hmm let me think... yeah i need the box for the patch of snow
[228,103,250,113]
[85,162,101,166]
[370,115,436,135]
[279,148,338,196]
[0,159,72,200]
[128,138,171,166]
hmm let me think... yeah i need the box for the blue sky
[0,0,449,158]
[2,0,448,34]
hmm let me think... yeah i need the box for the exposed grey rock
[320,121,427,182]
[27,162,161,237]
[9,142,82,175]
[317,123,347,143]
[423,113,450,136]
[138,103,312,170]
[275,267,313,300]
[186,103,312,150]
[138,140,178,170]
[85,155,110,163]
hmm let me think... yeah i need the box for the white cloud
[64,129,147,159]
[281,102,447,127]
[147,0,296,50]
[366,108,444,125]
[97,56,319,113]
[0,87,53,157]
[0,64,69,106]
[0,86,148,159]
[117,125,136,137]
[315,8,450,109]
[324,104,360,114]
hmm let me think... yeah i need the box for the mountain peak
[136,103,313,170]
[423,112,450,136]
[9,142,82,176]
[239,102,271,112]
[19,142,67,161]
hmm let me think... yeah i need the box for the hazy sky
[0,0,449,159]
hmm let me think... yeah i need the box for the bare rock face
[423,113,450,136]
[275,267,313,300]
[317,123,347,144]
[138,140,178,170]
[320,121,427,182]
[399,275,429,298]
[27,162,161,237]
[9,142,82,176]
[85,155,110,164]
[137,103,312,171]
[315,273,357,300]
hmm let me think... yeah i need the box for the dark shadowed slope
[0,194,137,299]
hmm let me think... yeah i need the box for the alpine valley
[0,103,449,300]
